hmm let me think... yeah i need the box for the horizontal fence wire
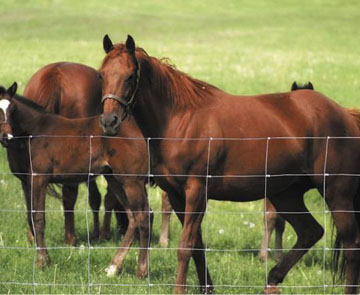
[1,135,360,294]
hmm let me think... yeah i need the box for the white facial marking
[0,99,10,122]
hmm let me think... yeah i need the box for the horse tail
[23,63,62,114]
[291,81,314,91]
[331,183,360,282]
[332,108,360,281]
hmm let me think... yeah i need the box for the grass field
[1,0,360,294]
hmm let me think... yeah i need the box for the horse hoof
[136,268,148,279]
[36,254,50,268]
[27,231,34,245]
[259,252,267,263]
[100,232,111,241]
[90,232,100,242]
[159,238,168,248]
[64,235,77,246]
[105,264,118,277]
[201,285,214,294]
[264,285,280,294]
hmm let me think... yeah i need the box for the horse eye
[97,72,104,82]
[126,74,134,82]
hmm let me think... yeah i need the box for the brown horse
[99,35,360,294]
[259,81,315,263]
[0,83,151,278]
[22,62,127,242]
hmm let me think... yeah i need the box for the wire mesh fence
[0,135,359,294]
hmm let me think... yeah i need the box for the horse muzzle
[0,132,13,148]
[100,113,121,136]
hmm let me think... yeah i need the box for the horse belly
[207,175,299,201]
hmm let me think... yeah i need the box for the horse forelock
[0,86,6,96]
[101,43,217,110]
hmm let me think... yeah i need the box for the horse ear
[103,34,114,53]
[291,81,298,91]
[308,81,314,90]
[125,35,136,55]
[7,82,17,98]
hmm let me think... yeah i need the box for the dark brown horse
[0,83,151,278]
[22,62,127,242]
[99,35,360,294]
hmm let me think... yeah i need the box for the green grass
[1,0,360,294]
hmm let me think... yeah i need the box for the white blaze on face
[0,99,10,122]
[0,99,13,139]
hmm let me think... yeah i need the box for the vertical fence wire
[204,137,212,293]
[322,136,330,294]
[28,135,36,295]
[264,137,270,289]
[86,135,93,294]
[147,137,152,294]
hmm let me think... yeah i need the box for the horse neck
[11,99,100,136]
[132,64,178,138]
[11,99,51,136]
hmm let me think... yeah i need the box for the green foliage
[0,0,359,293]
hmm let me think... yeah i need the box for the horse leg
[87,179,101,240]
[159,191,172,247]
[62,184,78,245]
[21,181,35,244]
[265,186,324,294]
[123,180,151,278]
[30,175,50,268]
[101,188,129,239]
[106,207,137,277]
[274,214,285,262]
[168,179,212,294]
[101,191,115,240]
[114,196,129,236]
[104,176,151,278]
[259,199,278,262]
[325,186,360,294]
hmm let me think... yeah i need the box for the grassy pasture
[0,0,360,293]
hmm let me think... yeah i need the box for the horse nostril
[111,115,119,128]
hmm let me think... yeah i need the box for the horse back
[24,62,102,118]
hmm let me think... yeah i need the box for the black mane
[13,94,48,113]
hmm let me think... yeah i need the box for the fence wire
[0,135,359,294]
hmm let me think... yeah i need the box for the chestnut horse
[0,83,151,278]
[259,81,315,262]
[22,62,127,242]
[99,35,360,294]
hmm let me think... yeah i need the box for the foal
[23,62,128,242]
[0,83,151,277]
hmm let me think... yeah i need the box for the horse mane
[13,94,49,113]
[0,86,5,95]
[102,44,218,109]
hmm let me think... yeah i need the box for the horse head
[99,34,141,136]
[0,82,16,147]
